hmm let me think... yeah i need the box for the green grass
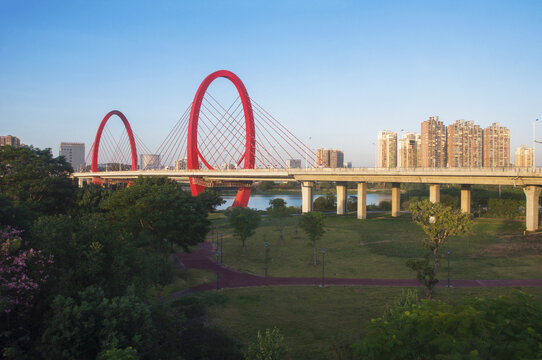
[195,286,542,360]
[209,213,542,280]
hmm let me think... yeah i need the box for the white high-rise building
[398,133,420,168]
[140,154,161,170]
[59,142,85,171]
[515,146,533,168]
[377,130,397,168]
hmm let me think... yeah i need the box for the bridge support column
[336,182,347,215]
[460,185,471,213]
[301,181,314,213]
[392,182,400,217]
[524,186,541,231]
[429,184,441,203]
[357,182,367,219]
[78,177,84,188]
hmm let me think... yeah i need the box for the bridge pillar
[301,181,314,213]
[460,185,471,213]
[336,182,347,215]
[392,182,400,217]
[78,177,84,188]
[524,186,541,231]
[357,182,367,219]
[429,184,441,203]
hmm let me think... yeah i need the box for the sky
[1,0,541,166]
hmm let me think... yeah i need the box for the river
[216,192,392,211]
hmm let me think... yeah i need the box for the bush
[487,198,524,219]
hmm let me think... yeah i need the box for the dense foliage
[226,207,262,253]
[353,293,542,360]
[299,211,326,265]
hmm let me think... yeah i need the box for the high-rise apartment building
[377,131,397,168]
[316,148,344,168]
[514,146,533,168]
[59,142,85,171]
[483,123,510,167]
[0,135,21,147]
[140,154,161,170]
[286,159,302,168]
[446,120,483,168]
[398,132,420,168]
[421,116,447,168]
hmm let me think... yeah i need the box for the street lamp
[320,248,327,287]
[534,118,540,171]
[264,242,269,278]
[446,249,451,288]
[215,250,220,290]
[220,233,224,264]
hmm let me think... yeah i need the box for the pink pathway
[171,242,542,299]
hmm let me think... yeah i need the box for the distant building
[421,116,447,168]
[286,159,302,168]
[140,154,161,170]
[345,161,352,168]
[174,158,187,170]
[483,123,510,167]
[59,142,85,171]
[0,135,21,147]
[377,130,397,168]
[316,149,344,168]
[446,120,483,168]
[398,132,420,168]
[515,146,533,168]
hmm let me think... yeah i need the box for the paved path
[171,242,542,299]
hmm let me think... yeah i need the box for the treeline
[0,146,241,359]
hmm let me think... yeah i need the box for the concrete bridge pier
[301,181,314,213]
[357,182,367,219]
[429,184,441,203]
[336,182,347,215]
[524,186,541,231]
[461,184,471,213]
[392,183,401,217]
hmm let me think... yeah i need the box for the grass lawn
[208,212,542,280]
[184,285,542,360]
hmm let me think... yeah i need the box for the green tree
[299,211,326,265]
[409,200,473,298]
[0,146,76,221]
[246,327,287,360]
[226,207,261,253]
[41,285,154,360]
[353,293,542,360]
[267,199,291,242]
[102,176,210,253]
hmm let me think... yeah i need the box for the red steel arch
[187,70,255,207]
[91,110,138,174]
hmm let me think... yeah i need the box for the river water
[216,192,392,211]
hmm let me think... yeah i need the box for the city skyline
[1,1,541,166]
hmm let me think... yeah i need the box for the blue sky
[1,0,541,166]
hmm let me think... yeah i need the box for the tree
[226,207,261,253]
[352,293,542,360]
[299,211,326,265]
[102,176,211,253]
[409,200,473,298]
[267,199,291,242]
[246,327,287,360]
[0,146,76,218]
[197,189,226,212]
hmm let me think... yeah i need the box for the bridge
[75,69,542,231]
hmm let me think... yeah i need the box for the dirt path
[171,242,542,299]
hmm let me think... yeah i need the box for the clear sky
[1,0,541,166]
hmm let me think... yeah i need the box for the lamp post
[320,248,327,287]
[220,233,223,264]
[534,118,540,171]
[215,250,220,290]
[446,249,451,288]
[264,242,269,278]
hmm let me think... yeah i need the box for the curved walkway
[171,242,542,299]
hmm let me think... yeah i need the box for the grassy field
[182,286,542,360]
[208,212,542,280]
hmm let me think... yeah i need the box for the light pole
[320,248,327,287]
[305,136,312,169]
[372,143,377,168]
[220,233,223,264]
[264,242,269,278]
[215,250,220,290]
[446,249,451,288]
[534,118,540,171]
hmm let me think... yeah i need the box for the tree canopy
[299,211,326,265]
[226,207,261,253]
